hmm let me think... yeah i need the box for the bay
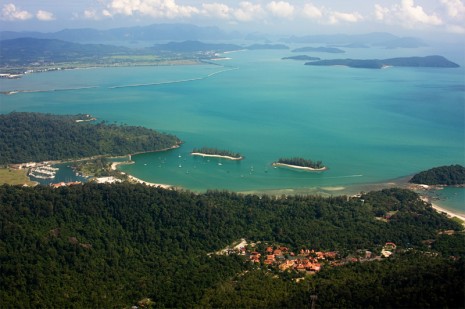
[1,47,464,214]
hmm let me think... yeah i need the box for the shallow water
[1,47,464,213]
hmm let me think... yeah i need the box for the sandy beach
[272,162,328,171]
[110,159,172,189]
[127,174,172,189]
[191,152,243,160]
[420,196,465,227]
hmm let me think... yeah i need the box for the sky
[1,0,465,38]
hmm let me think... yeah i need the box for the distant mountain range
[0,23,236,43]
[283,32,427,49]
[1,24,427,49]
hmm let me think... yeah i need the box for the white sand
[191,152,243,160]
[272,162,327,171]
[127,175,172,189]
[420,196,465,227]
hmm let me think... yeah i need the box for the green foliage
[0,112,181,164]
[192,147,242,158]
[305,56,460,69]
[409,164,465,185]
[202,252,464,308]
[0,185,462,307]
[277,157,324,169]
[0,38,132,66]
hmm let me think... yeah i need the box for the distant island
[272,157,327,171]
[246,44,289,50]
[0,112,181,165]
[305,55,460,69]
[191,147,243,160]
[409,165,465,185]
[292,46,345,53]
[282,55,321,61]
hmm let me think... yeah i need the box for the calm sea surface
[1,47,464,214]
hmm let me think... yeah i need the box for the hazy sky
[1,0,464,37]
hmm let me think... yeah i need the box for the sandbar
[191,152,243,160]
[272,162,327,171]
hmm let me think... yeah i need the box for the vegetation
[275,157,325,169]
[305,56,460,69]
[0,38,203,75]
[72,157,127,180]
[0,184,462,307]
[282,55,321,61]
[0,167,36,186]
[192,147,242,159]
[409,164,465,185]
[200,252,464,308]
[0,112,181,165]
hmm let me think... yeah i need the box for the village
[215,239,397,276]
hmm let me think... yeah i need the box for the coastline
[420,196,465,227]
[191,152,243,160]
[126,174,173,189]
[272,162,327,171]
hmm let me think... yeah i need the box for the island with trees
[272,157,327,171]
[305,55,460,69]
[191,147,243,160]
[282,55,321,61]
[292,46,346,53]
[0,112,181,165]
[409,164,465,185]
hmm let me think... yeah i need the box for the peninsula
[0,112,181,165]
[191,147,243,160]
[409,164,465,186]
[272,157,327,171]
[305,55,460,69]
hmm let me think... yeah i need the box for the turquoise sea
[1,46,464,215]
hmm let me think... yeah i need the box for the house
[279,260,295,271]
[384,242,397,251]
[324,251,338,259]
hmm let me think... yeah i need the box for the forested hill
[0,184,463,307]
[409,164,465,185]
[0,112,181,164]
[305,55,460,69]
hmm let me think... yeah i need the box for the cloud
[302,3,323,19]
[82,9,101,20]
[267,1,294,19]
[106,0,199,19]
[202,3,231,19]
[441,0,465,18]
[374,4,389,20]
[399,0,442,26]
[375,0,442,28]
[1,3,33,21]
[233,1,264,22]
[328,11,363,24]
[36,10,55,21]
